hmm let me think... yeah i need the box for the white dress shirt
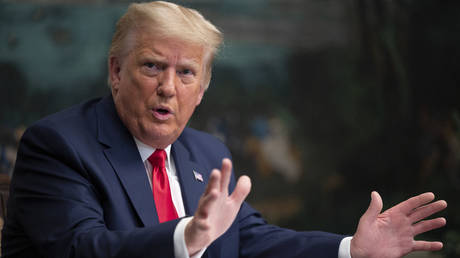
[134,138,205,258]
[133,138,351,258]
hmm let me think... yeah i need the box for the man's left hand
[351,191,447,258]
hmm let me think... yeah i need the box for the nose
[157,68,176,98]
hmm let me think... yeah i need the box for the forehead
[123,27,206,63]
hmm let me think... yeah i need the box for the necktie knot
[148,149,166,168]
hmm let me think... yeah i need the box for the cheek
[122,72,154,98]
[180,91,202,118]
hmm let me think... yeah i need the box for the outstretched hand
[185,158,251,256]
[351,191,447,258]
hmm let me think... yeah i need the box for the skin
[351,191,447,258]
[185,159,251,255]
[109,30,206,149]
[109,27,446,258]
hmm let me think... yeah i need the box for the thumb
[362,191,383,221]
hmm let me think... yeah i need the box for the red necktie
[147,149,178,223]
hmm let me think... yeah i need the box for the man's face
[110,31,206,148]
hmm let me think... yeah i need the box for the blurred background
[1,0,459,257]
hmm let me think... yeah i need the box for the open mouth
[152,107,173,120]
[156,108,170,115]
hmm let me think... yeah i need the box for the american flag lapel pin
[193,170,203,182]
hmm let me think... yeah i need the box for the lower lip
[152,110,173,121]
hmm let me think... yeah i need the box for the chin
[143,128,178,147]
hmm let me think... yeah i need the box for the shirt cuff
[338,236,352,258]
[174,217,207,258]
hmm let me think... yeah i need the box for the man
[1,1,447,258]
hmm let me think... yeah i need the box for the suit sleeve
[193,133,346,258]
[237,202,345,258]
[3,123,178,258]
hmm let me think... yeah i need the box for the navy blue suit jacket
[2,96,344,258]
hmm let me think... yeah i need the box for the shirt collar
[133,137,172,170]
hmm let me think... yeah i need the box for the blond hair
[108,1,223,90]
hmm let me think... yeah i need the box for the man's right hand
[184,158,252,256]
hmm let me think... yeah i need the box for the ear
[109,56,122,92]
[195,87,205,106]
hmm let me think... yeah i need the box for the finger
[196,188,219,218]
[412,241,443,252]
[413,217,447,236]
[220,158,232,193]
[397,192,435,215]
[204,169,221,196]
[197,171,220,218]
[230,175,251,204]
[409,200,447,223]
[361,191,383,221]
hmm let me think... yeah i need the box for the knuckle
[209,189,220,198]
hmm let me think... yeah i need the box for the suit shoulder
[22,97,103,150]
[180,127,227,146]
[178,127,231,158]
[35,97,101,128]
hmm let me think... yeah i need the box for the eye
[144,62,159,69]
[142,62,162,76]
[178,68,194,76]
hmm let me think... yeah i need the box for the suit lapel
[172,138,226,258]
[172,140,207,216]
[96,96,158,226]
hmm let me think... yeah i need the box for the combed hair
[108,1,223,90]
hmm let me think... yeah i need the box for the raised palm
[351,192,447,258]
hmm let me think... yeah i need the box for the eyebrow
[138,51,167,63]
[137,48,202,72]
[177,59,201,70]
